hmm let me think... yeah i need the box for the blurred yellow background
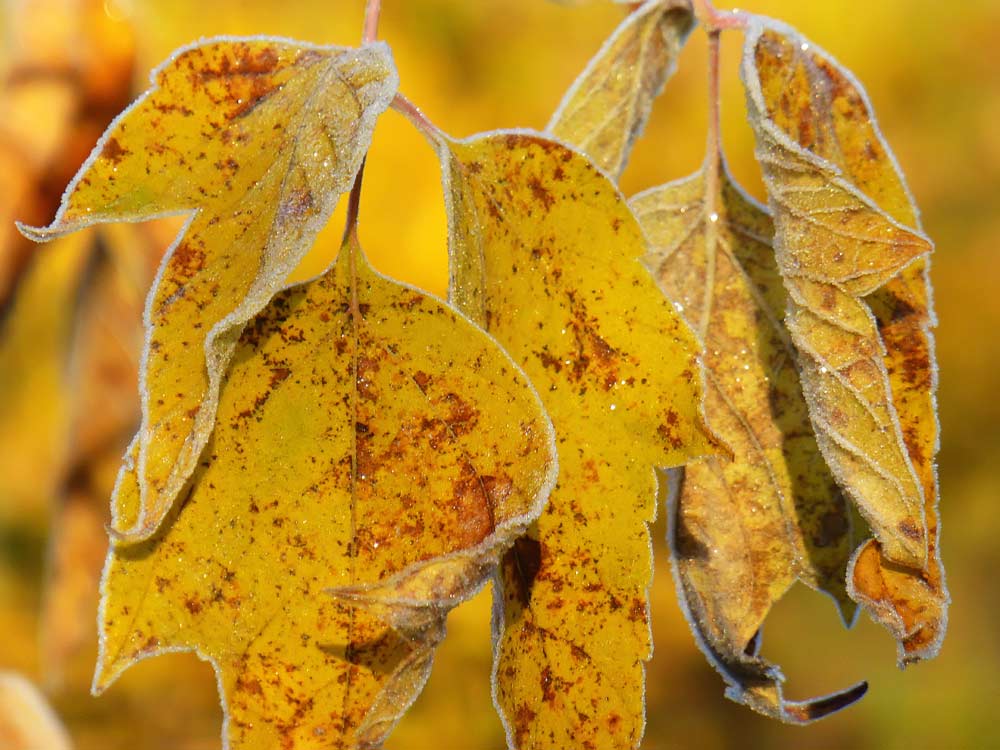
[0,0,997,748]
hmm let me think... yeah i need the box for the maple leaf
[0,671,72,750]
[95,229,557,749]
[20,38,399,542]
[741,18,947,663]
[423,127,716,749]
[632,165,865,723]
[548,0,694,179]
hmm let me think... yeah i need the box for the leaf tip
[783,680,868,724]
[15,220,56,244]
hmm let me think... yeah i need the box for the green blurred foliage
[0,0,997,748]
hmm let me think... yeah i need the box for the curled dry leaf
[632,166,863,723]
[20,38,399,542]
[742,19,947,662]
[548,0,694,179]
[95,233,557,750]
[742,22,930,568]
[431,130,716,749]
[0,672,73,750]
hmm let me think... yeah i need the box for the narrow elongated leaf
[742,20,931,569]
[632,165,862,722]
[95,233,557,750]
[548,0,694,179]
[434,131,715,749]
[742,19,947,660]
[0,233,91,514]
[21,38,398,542]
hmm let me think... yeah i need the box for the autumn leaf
[0,672,72,750]
[0,233,91,514]
[95,229,557,749]
[427,128,715,749]
[741,21,931,568]
[631,163,864,722]
[742,19,947,660]
[41,226,162,685]
[547,0,694,179]
[20,38,399,542]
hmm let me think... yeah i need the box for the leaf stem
[699,29,723,342]
[692,0,749,32]
[362,0,381,43]
[391,92,446,143]
[704,29,723,184]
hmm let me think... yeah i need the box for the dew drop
[800,43,810,52]
[709,212,719,223]
[610,404,617,411]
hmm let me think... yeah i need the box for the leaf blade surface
[96,235,556,749]
[437,131,715,749]
[21,38,398,541]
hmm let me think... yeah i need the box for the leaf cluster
[3,0,947,747]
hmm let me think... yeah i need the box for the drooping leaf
[741,20,931,569]
[432,130,716,749]
[0,672,73,750]
[742,19,947,660]
[547,0,694,179]
[631,164,863,722]
[95,231,557,750]
[21,38,399,542]
[0,233,91,515]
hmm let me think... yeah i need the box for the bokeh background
[0,0,997,748]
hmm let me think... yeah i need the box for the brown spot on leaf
[102,136,130,163]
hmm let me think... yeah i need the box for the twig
[362,0,381,43]
[692,0,750,32]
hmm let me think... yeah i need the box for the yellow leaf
[41,226,161,686]
[0,672,73,750]
[0,234,91,516]
[21,39,399,542]
[548,0,694,179]
[632,165,863,722]
[96,233,557,750]
[436,131,715,749]
[742,20,947,661]
[742,21,932,569]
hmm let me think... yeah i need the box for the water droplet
[610,404,617,411]
[819,366,828,374]
[709,212,719,223]
[800,43,810,52]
